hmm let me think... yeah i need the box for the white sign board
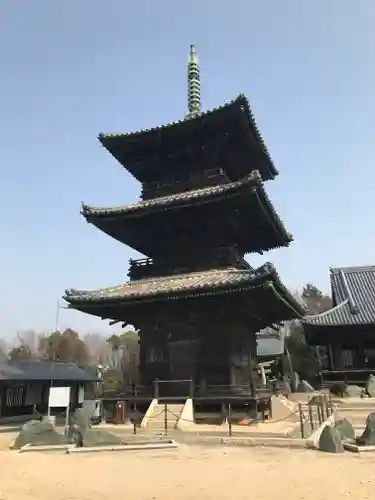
[48,386,71,408]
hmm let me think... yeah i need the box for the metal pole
[228,403,233,437]
[164,403,168,436]
[54,300,60,333]
[154,379,159,399]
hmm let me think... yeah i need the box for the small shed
[0,360,98,417]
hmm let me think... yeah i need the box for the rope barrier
[165,406,301,424]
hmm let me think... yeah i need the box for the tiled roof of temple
[64,263,304,316]
[0,361,98,382]
[98,94,278,183]
[81,170,285,221]
[302,265,375,326]
[81,171,293,255]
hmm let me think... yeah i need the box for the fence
[128,400,316,438]
[298,393,334,439]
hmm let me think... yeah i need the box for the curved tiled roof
[80,171,293,255]
[98,94,278,183]
[82,171,262,217]
[65,264,274,303]
[0,361,98,382]
[64,263,304,318]
[302,265,375,327]
[81,171,285,223]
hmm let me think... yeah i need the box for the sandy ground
[0,433,373,500]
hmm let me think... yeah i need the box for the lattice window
[146,347,164,363]
[342,350,354,368]
[5,386,24,407]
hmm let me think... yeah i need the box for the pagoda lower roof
[64,263,306,321]
[98,94,278,183]
[302,266,375,340]
[81,171,292,255]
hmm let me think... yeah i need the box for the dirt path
[0,440,373,500]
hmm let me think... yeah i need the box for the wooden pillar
[247,334,257,398]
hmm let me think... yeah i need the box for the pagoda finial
[187,44,201,118]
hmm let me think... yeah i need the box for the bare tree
[84,333,110,366]
[0,338,8,361]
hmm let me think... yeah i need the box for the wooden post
[298,403,305,439]
[164,403,168,436]
[308,402,314,431]
[328,392,333,416]
[154,379,159,399]
[323,394,329,419]
[247,336,256,399]
[317,397,323,424]
[189,379,194,399]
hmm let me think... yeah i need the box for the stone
[296,380,315,393]
[365,374,375,398]
[335,418,355,441]
[67,407,92,446]
[356,412,375,446]
[283,381,292,395]
[318,425,344,453]
[346,385,364,397]
[82,428,124,447]
[329,382,348,398]
[291,372,300,393]
[11,420,68,450]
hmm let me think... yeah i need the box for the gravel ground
[0,431,373,500]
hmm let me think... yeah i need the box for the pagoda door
[167,340,198,397]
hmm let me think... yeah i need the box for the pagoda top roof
[98,95,278,183]
[64,262,305,318]
[302,265,375,327]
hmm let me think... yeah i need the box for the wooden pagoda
[64,46,305,405]
[302,265,375,387]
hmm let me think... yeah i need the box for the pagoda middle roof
[98,94,278,183]
[82,170,280,218]
[302,265,375,328]
[81,171,293,255]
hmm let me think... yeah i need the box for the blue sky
[1,0,374,338]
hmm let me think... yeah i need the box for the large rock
[346,385,365,397]
[330,382,348,398]
[296,380,315,393]
[11,420,68,450]
[82,428,124,447]
[67,407,92,446]
[318,425,344,453]
[365,375,375,398]
[335,418,355,441]
[356,412,375,446]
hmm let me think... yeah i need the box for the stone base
[343,442,375,453]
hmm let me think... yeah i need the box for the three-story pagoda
[64,46,305,401]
